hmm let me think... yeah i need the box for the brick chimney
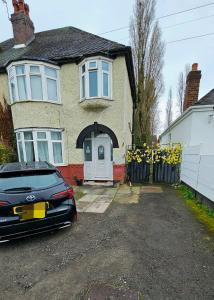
[11,0,35,48]
[183,63,202,111]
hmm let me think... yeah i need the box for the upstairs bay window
[80,59,112,100]
[16,129,64,166]
[8,63,60,103]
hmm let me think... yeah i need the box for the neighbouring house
[0,0,136,185]
[160,63,214,204]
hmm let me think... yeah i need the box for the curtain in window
[37,141,49,162]
[17,76,27,99]
[18,142,24,162]
[53,142,63,164]
[47,79,57,101]
[25,142,35,161]
[30,75,43,99]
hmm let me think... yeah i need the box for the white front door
[84,134,113,181]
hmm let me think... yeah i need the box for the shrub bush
[0,143,16,164]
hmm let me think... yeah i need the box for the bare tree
[165,88,173,128]
[177,64,191,115]
[130,0,165,145]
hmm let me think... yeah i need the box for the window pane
[103,73,109,97]
[37,141,49,162]
[102,61,109,71]
[37,132,47,139]
[25,142,35,162]
[24,131,33,140]
[98,145,105,160]
[30,75,43,99]
[17,76,27,99]
[82,75,85,98]
[47,78,58,101]
[89,71,98,97]
[16,65,25,75]
[82,64,85,74]
[84,140,92,161]
[30,66,40,73]
[17,133,21,140]
[51,131,62,140]
[18,141,24,162]
[10,79,16,101]
[89,62,97,69]
[45,67,57,78]
[53,142,63,164]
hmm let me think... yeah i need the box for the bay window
[8,62,60,103]
[80,58,112,100]
[16,129,64,166]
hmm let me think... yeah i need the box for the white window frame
[15,128,65,166]
[80,57,112,101]
[7,61,61,104]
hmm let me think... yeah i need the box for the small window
[82,64,86,74]
[84,140,92,161]
[45,67,57,78]
[37,132,47,139]
[24,131,33,140]
[102,61,109,71]
[89,61,97,69]
[51,131,62,141]
[98,145,105,160]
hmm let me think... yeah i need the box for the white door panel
[84,134,113,181]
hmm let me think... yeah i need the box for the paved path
[0,185,213,300]
[75,185,118,213]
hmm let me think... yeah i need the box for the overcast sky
[0,0,214,132]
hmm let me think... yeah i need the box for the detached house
[160,63,214,204]
[0,0,136,184]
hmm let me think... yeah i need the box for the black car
[0,162,77,243]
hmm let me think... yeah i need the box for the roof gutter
[160,104,214,138]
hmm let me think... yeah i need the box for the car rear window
[0,171,63,191]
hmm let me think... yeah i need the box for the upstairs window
[80,58,112,100]
[8,63,60,103]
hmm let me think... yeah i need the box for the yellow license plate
[13,202,46,221]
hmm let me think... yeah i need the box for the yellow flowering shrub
[126,143,182,165]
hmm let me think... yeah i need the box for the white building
[160,64,214,203]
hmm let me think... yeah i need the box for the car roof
[0,162,56,174]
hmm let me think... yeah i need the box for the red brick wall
[58,164,84,185]
[113,164,126,182]
[0,98,14,148]
[58,164,126,185]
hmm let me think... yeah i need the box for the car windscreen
[0,171,64,191]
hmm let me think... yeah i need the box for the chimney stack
[11,0,35,48]
[183,63,202,111]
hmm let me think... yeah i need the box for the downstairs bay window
[80,58,112,100]
[16,129,64,166]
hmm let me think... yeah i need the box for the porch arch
[76,122,119,149]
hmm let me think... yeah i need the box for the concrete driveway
[0,185,214,300]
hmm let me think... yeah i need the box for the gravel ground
[0,185,214,300]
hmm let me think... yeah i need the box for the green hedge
[0,143,16,164]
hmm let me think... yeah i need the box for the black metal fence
[127,161,150,183]
[153,163,180,184]
[127,161,180,184]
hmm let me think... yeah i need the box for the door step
[83,181,114,187]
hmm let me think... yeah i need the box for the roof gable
[195,89,214,106]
